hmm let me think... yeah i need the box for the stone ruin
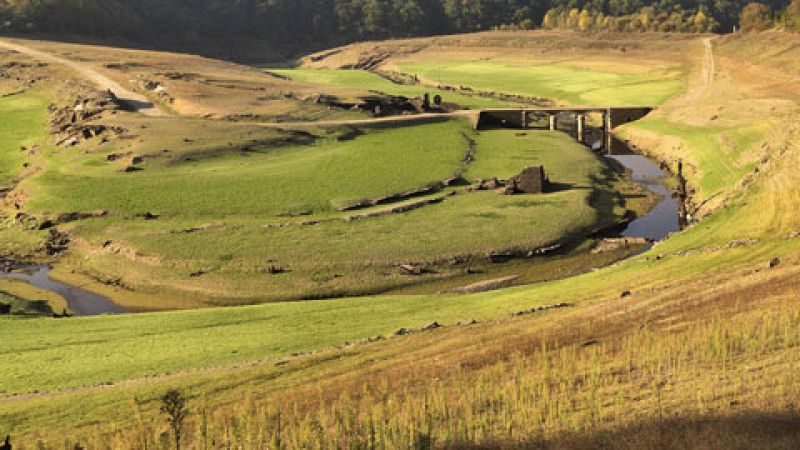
[135,76,174,103]
[49,90,125,147]
[506,166,548,194]
[467,166,549,195]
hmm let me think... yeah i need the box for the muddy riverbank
[0,265,128,316]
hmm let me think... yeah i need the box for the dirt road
[0,38,167,116]
[702,37,715,87]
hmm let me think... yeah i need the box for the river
[0,266,128,316]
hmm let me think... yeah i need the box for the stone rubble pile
[49,90,125,147]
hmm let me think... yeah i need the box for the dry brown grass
[9,38,371,121]
[12,257,800,448]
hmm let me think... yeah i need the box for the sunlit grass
[395,59,688,106]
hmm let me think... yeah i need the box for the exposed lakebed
[0,142,680,316]
[0,266,128,316]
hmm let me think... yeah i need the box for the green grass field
[0,91,632,308]
[28,120,627,306]
[622,116,773,201]
[269,68,515,109]
[6,32,800,448]
[0,92,48,187]
[394,59,688,106]
[25,121,470,218]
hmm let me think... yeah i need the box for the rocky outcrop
[49,90,125,147]
[591,237,650,254]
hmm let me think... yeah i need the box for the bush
[739,3,773,32]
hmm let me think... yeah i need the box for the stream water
[609,153,681,241]
[0,266,128,316]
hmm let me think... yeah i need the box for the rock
[510,302,571,317]
[592,237,650,254]
[449,256,466,266]
[421,321,441,331]
[62,136,79,147]
[130,155,144,165]
[44,228,70,255]
[267,265,287,274]
[457,319,480,326]
[620,290,632,299]
[54,210,108,224]
[769,257,781,268]
[27,300,53,315]
[482,177,501,190]
[123,165,143,173]
[399,264,423,275]
[136,212,160,220]
[394,327,412,336]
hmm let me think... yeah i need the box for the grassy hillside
[393,59,687,106]
[269,68,515,109]
[3,31,800,448]
[37,121,629,308]
[302,31,696,107]
[0,93,48,186]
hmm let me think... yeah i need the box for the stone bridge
[472,107,654,152]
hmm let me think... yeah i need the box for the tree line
[0,0,797,54]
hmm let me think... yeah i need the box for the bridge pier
[473,107,654,152]
[576,114,586,144]
[603,111,612,154]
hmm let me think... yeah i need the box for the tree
[362,0,389,37]
[160,389,190,450]
[542,8,558,28]
[739,2,773,31]
[693,10,708,31]
[578,9,591,31]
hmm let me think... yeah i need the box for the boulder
[399,264,423,275]
[421,321,441,331]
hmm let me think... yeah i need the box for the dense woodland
[0,0,798,55]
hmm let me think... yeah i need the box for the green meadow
[394,59,688,106]
[269,68,514,109]
[4,32,800,448]
[0,94,632,308]
[0,92,48,187]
